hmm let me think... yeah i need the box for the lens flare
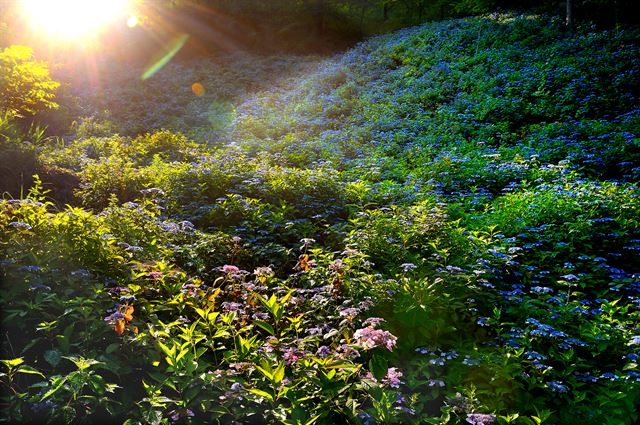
[21,0,129,40]
[127,15,139,28]
[191,82,205,96]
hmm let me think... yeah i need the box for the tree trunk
[566,0,574,32]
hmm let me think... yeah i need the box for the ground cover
[1,13,640,425]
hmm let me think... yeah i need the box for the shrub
[0,45,59,118]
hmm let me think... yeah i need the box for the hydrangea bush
[2,13,640,425]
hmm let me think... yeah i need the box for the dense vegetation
[2,13,640,424]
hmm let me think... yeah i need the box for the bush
[0,45,59,118]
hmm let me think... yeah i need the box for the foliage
[0,45,59,118]
[2,13,640,425]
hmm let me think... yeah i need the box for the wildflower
[525,351,546,361]
[359,298,375,310]
[339,307,359,318]
[466,413,496,425]
[600,372,618,381]
[439,350,458,359]
[168,408,194,422]
[283,347,305,364]
[8,221,32,230]
[221,302,243,311]
[19,265,41,273]
[628,336,640,345]
[362,317,385,328]
[357,412,374,425]
[222,265,240,274]
[254,266,273,283]
[230,382,244,391]
[252,312,270,321]
[336,344,360,359]
[71,269,91,278]
[316,346,331,357]
[428,379,446,387]
[382,367,403,388]
[547,380,569,393]
[140,188,165,196]
[531,286,553,293]
[147,271,163,280]
[108,287,129,294]
[329,259,345,272]
[178,220,194,229]
[354,327,397,351]
[462,356,481,366]
[400,263,417,272]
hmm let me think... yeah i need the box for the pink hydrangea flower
[222,265,240,274]
[354,327,397,351]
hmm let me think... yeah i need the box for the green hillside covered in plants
[1,9,640,425]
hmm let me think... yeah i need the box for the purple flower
[9,221,32,230]
[283,347,307,364]
[104,311,124,322]
[147,271,163,280]
[316,345,331,357]
[382,367,403,388]
[400,263,417,272]
[108,287,129,294]
[362,317,386,328]
[230,382,244,391]
[140,188,165,196]
[354,327,397,351]
[466,413,496,425]
[628,335,640,345]
[329,259,345,272]
[339,307,359,318]
[168,408,194,422]
[222,265,240,274]
[547,380,569,393]
[336,344,360,359]
[221,302,243,311]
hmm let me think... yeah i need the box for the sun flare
[21,0,131,40]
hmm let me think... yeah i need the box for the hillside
[1,14,640,424]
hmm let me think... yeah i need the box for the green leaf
[16,365,45,378]
[369,354,388,380]
[175,348,190,363]
[273,361,285,385]
[254,320,275,335]
[41,375,68,400]
[105,343,120,354]
[248,388,274,402]
[1,358,25,368]
[255,364,273,380]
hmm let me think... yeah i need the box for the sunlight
[21,0,130,40]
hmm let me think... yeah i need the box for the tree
[0,45,59,118]
[566,0,573,31]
